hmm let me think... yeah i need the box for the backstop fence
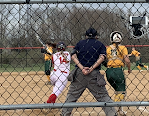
[1,0,149,116]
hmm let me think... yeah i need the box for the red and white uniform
[50,51,71,97]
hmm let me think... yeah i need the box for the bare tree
[0,4,13,48]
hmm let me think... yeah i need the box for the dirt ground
[0,70,149,116]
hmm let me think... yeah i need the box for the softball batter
[41,42,56,84]
[106,31,131,116]
[46,41,71,103]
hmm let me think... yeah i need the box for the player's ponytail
[115,42,123,56]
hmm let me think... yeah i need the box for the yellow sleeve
[131,51,135,56]
[132,50,140,56]
[47,47,53,54]
[106,46,111,59]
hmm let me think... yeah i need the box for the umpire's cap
[85,27,98,37]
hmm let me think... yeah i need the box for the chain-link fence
[1,0,149,116]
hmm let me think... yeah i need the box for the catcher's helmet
[110,31,123,43]
[56,41,66,51]
[85,27,98,37]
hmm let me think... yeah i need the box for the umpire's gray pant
[61,69,117,116]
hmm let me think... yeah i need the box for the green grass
[101,63,149,71]
[0,63,149,72]
[0,64,44,72]
[0,63,76,72]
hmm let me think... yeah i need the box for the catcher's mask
[85,27,98,37]
[57,41,66,51]
[110,31,123,43]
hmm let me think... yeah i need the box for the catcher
[41,42,56,84]
[106,31,131,116]
[128,47,148,72]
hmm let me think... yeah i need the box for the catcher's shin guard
[115,93,127,115]
[114,93,125,102]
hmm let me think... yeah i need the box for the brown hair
[46,42,56,48]
[114,42,122,56]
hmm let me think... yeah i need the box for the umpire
[61,27,117,116]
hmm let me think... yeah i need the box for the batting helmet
[110,31,123,43]
[56,41,66,51]
[85,27,98,37]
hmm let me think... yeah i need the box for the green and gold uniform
[44,46,53,82]
[106,43,128,102]
[130,50,148,70]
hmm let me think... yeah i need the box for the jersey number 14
[59,57,68,64]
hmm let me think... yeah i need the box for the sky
[13,3,149,15]
[7,2,149,27]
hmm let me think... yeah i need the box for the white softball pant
[50,70,69,97]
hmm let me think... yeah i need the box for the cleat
[147,66,149,71]
[140,70,143,72]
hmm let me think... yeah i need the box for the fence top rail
[0,0,149,4]
[1,101,149,110]
[0,45,149,50]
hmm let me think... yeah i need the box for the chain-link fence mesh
[1,1,149,116]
